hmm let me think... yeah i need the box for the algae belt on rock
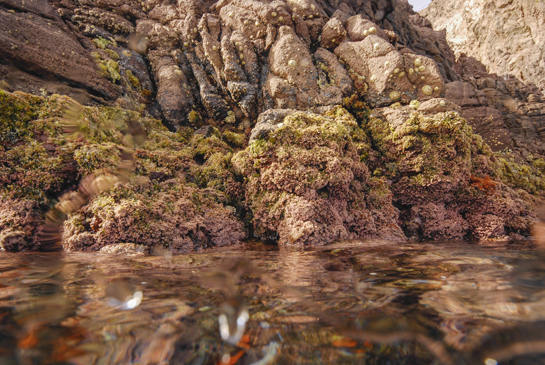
[0,90,543,252]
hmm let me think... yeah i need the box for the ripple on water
[0,240,543,364]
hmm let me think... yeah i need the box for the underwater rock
[99,242,147,257]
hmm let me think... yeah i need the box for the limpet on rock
[369,27,376,34]
[398,71,406,77]
[409,100,420,109]
[421,76,425,80]
[363,30,369,36]
[440,100,446,106]
[229,12,234,17]
[279,16,284,21]
[409,68,414,75]
[244,20,249,25]
[434,86,440,91]
[419,65,426,72]
[212,45,217,50]
[389,91,401,100]
[384,61,390,67]
[394,68,399,74]
[311,4,316,10]
[308,14,313,19]
[374,43,379,51]
[288,59,297,67]
[271,11,277,17]
[256,21,260,26]
[370,75,376,82]
[414,58,422,67]
[422,85,433,95]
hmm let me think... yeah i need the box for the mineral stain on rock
[0,0,544,251]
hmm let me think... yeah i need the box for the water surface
[0,240,544,365]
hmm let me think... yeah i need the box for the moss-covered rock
[233,107,405,245]
[0,90,245,252]
[364,105,537,240]
[496,156,545,195]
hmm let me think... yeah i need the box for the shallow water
[0,240,544,365]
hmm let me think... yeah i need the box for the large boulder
[364,105,536,240]
[233,108,405,245]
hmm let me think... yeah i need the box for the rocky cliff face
[421,0,545,93]
[0,0,544,251]
[415,0,545,160]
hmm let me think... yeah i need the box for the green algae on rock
[364,105,537,240]
[0,90,245,252]
[233,107,405,245]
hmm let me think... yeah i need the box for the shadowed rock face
[0,0,544,250]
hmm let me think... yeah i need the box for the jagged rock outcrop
[0,90,246,252]
[1,0,545,250]
[421,0,545,94]
[0,0,464,126]
[233,108,405,245]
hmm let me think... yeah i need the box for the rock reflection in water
[0,241,543,364]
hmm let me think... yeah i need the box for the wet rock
[0,90,246,252]
[365,109,536,240]
[234,108,405,245]
[0,229,28,252]
[99,243,147,257]
[0,199,41,251]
